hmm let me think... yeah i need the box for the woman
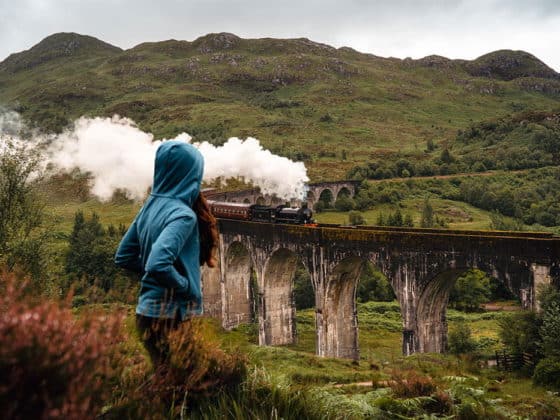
[115,140,217,365]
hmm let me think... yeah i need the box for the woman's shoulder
[167,200,197,221]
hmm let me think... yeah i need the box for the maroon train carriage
[208,201,252,221]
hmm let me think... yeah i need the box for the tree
[357,264,394,302]
[449,270,491,312]
[318,189,334,208]
[404,214,414,227]
[498,311,542,356]
[334,195,355,211]
[472,161,487,172]
[426,138,436,152]
[65,212,134,297]
[387,208,403,226]
[313,200,325,213]
[0,140,48,284]
[538,285,560,359]
[420,199,434,228]
[440,148,454,164]
[489,210,523,231]
[293,265,314,310]
[448,322,477,355]
[540,302,560,359]
[348,211,365,226]
[532,130,560,162]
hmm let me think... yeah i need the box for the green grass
[42,194,139,256]
[220,302,516,383]
[182,303,558,418]
[315,197,499,230]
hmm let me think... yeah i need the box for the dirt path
[481,302,522,311]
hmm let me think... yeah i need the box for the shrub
[0,271,124,419]
[540,301,560,359]
[313,200,325,213]
[334,195,355,211]
[533,357,560,389]
[389,370,437,398]
[472,161,487,172]
[537,284,560,314]
[446,379,514,419]
[424,390,454,416]
[0,141,49,285]
[374,396,410,416]
[138,318,247,417]
[348,210,365,226]
[448,322,477,355]
[497,311,542,356]
[319,113,333,123]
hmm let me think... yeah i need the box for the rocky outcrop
[463,50,559,81]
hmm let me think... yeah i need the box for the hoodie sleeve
[115,220,143,273]
[144,215,196,293]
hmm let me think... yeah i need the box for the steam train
[207,200,314,225]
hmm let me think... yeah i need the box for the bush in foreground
[161,319,246,402]
[115,318,248,418]
[0,271,124,419]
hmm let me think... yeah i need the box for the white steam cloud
[197,137,308,199]
[0,109,24,136]
[49,116,158,201]
[1,114,309,201]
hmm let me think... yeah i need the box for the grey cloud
[0,0,559,70]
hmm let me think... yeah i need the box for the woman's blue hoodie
[115,141,204,319]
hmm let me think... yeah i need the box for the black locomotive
[208,200,314,224]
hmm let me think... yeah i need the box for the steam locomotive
[207,200,314,225]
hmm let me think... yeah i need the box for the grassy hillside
[1,32,560,180]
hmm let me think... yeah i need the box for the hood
[151,141,204,206]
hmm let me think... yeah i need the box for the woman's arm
[144,215,195,293]
[115,221,143,273]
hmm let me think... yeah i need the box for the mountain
[0,33,122,73]
[1,32,559,179]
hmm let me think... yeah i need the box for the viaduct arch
[202,221,560,360]
[305,181,360,208]
[204,181,360,207]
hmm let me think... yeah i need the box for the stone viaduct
[305,180,360,209]
[202,221,560,360]
[204,180,360,207]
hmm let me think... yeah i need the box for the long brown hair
[194,193,219,267]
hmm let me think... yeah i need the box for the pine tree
[404,214,414,227]
[420,199,434,228]
[440,148,453,164]
[393,208,403,226]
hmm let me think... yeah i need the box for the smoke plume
[1,114,309,200]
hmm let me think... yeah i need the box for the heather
[0,271,124,419]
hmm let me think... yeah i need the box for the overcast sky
[1,0,559,71]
